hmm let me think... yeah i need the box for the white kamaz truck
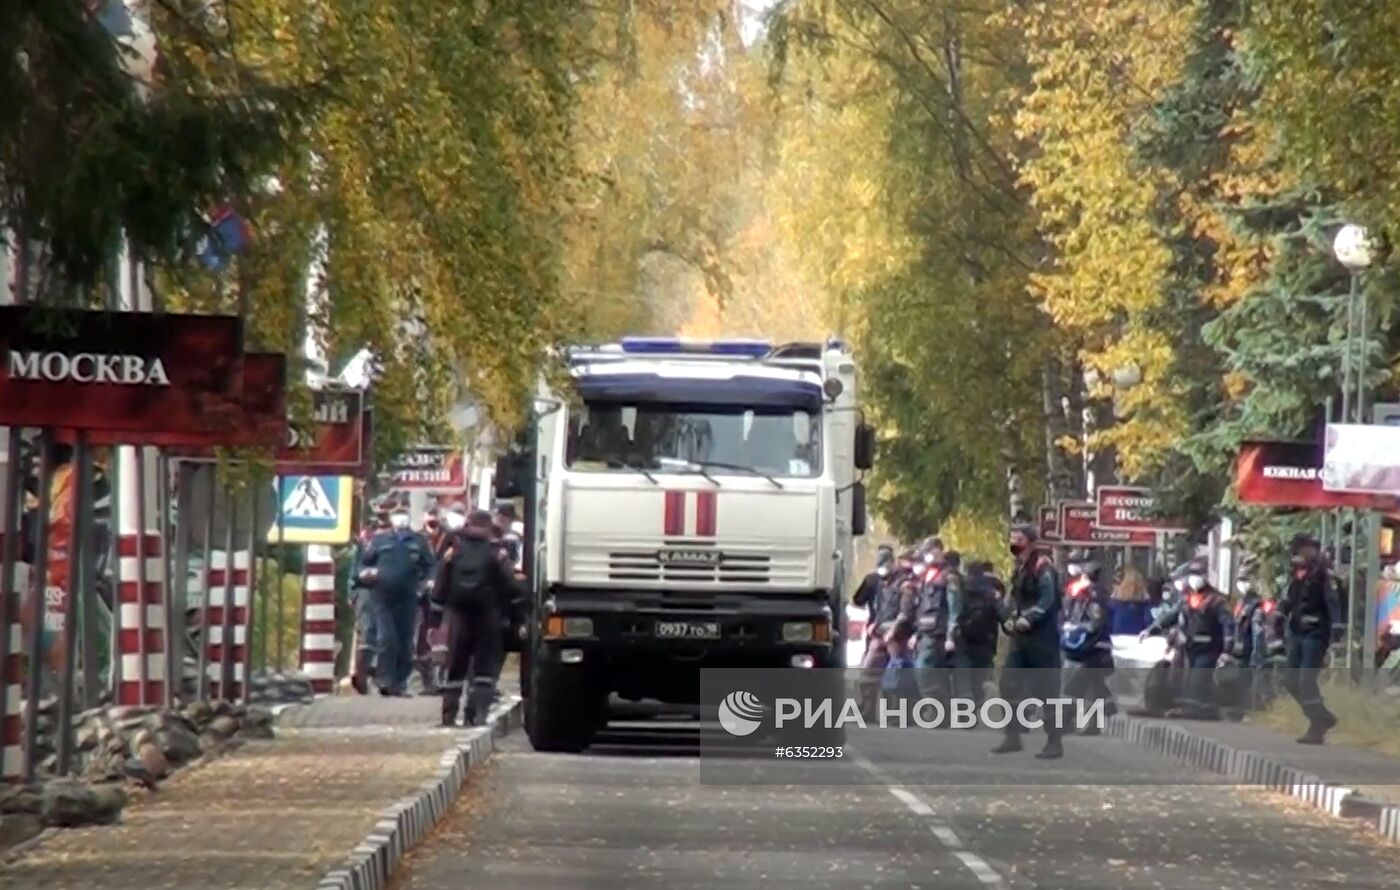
[495,337,874,752]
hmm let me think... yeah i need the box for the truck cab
[498,337,874,752]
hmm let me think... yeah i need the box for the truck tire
[525,652,596,753]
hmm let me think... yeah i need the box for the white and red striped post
[299,545,336,695]
[115,446,166,707]
[1,561,26,783]
[205,550,249,700]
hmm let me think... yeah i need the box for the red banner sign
[1095,485,1186,532]
[389,446,466,492]
[1058,500,1156,547]
[275,389,368,473]
[84,353,287,448]
[1038,505,1060,541]
[1236,440,1400,510]
[0,307,245,437]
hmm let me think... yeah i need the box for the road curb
[314,695,524,890]
[1106,713,1400,844]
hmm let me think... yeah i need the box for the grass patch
[1252,680,1400,758]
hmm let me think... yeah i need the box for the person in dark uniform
[433,510,523,727]
[858,549,915,715]
[1280,533,1341,744]
[950,560,1001,710]
[993,524,1065,759]
[914,552,961,706]
[1061,558,1114,734]
[1221,561,1261,719]
[359,501,434,696]
[1144,557,1230,720]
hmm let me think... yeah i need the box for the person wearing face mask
[993,524,1065,758]
[1280,533,1341,744]
[914,551,961,708]
[360,499,436,696]
[1219,562,1264,715]
[1061,558,1114,733]
[858,548,915,716]
[853,545,895,615]
[1142,558,1230,720]
[348,504,392,694]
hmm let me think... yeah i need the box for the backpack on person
[446,537,499,610]
[959,581,1000,647]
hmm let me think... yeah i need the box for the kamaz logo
[657,548,723,568]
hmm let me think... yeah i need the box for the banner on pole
[266,475,354,544]
[1038,505,1060,541]
[1235,439,1399,509]
[87,353,287,448]
[1057,500,1155,547]
[1095,485,1187,533]
[1321,424,1400,496]
[388,446,466,493]
[0,306,246,436]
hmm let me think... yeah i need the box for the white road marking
[851,750,1005,887]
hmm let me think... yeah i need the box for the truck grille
[607,551,770,584]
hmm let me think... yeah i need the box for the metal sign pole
[244,484,259,704]
[79,445,100,709]
[22,432,53,782]
[169,462,193,705]
[134,445,151,704]
[275,475,285,669]
[56,434,87,776]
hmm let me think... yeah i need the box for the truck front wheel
[525,650,598,753]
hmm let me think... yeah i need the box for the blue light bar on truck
[618,337,772,357]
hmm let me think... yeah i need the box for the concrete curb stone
[1106,713,1400,844]
[313,696,523,890]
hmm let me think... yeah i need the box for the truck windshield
[565,402,821,478]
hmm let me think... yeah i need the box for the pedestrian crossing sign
[268,475,353,544]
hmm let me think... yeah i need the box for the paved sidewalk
[1162,716,1400,803]
[1,695,472,890]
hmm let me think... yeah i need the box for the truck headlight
[783,621,815,642]
[544,615,593,638]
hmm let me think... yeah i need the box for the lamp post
[1332,224,1375,671]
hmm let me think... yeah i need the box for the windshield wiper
[692,459,784,490]
[606,458,659,484]
[657,456,720,487]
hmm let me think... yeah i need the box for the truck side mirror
[494,452,527,499]
[851,481,867,536]
[854,423,876,470]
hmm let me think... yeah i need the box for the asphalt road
[392,714,1400,890]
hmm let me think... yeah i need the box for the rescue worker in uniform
[858,549,914,716]
[853,545,895,618]
[359,501,435,696]
[914,552,961,706]
[432,510,522,727]
[993,524,1065,759]
[349,505,390,695]
[1061,558,1114,734]
[1144,558,1230,720]
[1221,562,1262,719]
[1251,580,1288,709]
[414,509,445,695]
[950,559,1002,710]
[1280,533,1341,744]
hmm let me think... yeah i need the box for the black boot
[1036,734,1064,760]
[441,687,462,728]
[1297,711,1337,745]
[991,732,1023,754]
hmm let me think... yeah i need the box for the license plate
[655,620,721,640]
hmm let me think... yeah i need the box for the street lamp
[1332,223,1376,672]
